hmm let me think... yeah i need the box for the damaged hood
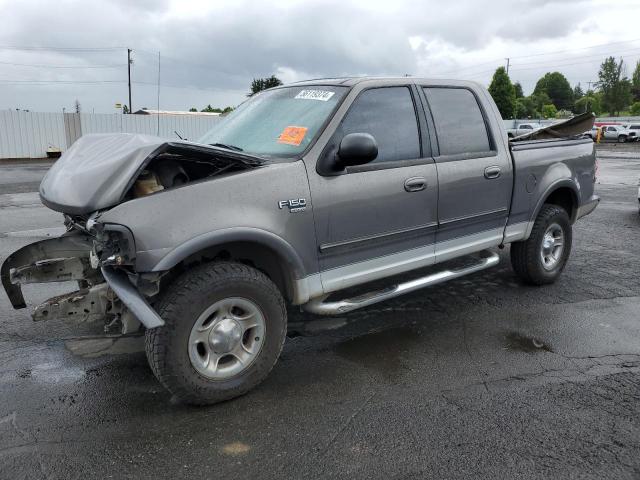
[39,133,262,215]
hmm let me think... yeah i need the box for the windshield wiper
[209,142,244,152]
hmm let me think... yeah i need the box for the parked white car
[507,123,542,138]
[601,125,635,142]
[621,124,640,141]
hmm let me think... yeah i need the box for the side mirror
[336,133,378,169]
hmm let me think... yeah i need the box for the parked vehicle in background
[507,122,542,138]
[2,78,599,405]
[601,124,634,142]
[621,124,640,141]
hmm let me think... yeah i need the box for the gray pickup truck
[2,77,599,404]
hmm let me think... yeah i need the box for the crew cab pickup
[2,78,599,405]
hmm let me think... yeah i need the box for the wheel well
[544,187,577,221]
[161,242,296,302]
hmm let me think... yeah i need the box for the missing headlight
[91,223,136,267]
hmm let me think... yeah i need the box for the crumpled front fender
[1,232,98,309]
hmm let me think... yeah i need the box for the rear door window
[423,87,492,156]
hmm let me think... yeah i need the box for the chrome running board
[302,250,500,316]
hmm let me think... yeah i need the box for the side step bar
[302,250,500,316]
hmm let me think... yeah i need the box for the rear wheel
[145,262,287,405]
[510,204,572,285]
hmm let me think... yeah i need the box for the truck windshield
[199,85,348,158]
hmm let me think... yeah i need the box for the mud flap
[1,233,98,309]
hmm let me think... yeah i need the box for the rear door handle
[484,166,501,179]
[404,177,427,192]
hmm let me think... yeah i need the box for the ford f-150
[2,77,599,404]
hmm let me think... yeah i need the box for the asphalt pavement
[1,145,640,479]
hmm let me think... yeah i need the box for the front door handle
[404,177,427,192]
[484,166,501,179]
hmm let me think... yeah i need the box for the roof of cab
[288,76,482,88]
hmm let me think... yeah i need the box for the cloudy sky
[0,0,638,113]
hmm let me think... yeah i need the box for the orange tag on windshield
[278,126,308,146]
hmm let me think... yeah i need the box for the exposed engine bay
[128,143,261,199]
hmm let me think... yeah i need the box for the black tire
[618,135,627,143]
[145,262,287,405]
[510,204,572,285]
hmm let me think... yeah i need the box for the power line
[0,79,125,84]
[508,36,640,60]
[435,37,640,77]
[512,46,640,68]
[0,45,124,52]
[0,60,121,68]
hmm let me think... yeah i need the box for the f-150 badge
[278,198,307,213]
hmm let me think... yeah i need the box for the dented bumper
[1,232,164,330]
[1,233,98,309]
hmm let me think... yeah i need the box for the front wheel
[145,262,287,405]
[510,204,572,285]
[618,135,627,143]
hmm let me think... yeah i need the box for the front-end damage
[1,227,161,334]
[3,133,265,335]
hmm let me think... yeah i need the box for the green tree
[573,83,584,100]
[201,104,223,113]
[530,92,552,113]
[514,82,524,99]
[533,72,574,110]
[189,107,198,112]
[249,75,283,96]
[575,91,603,115]
[221,106,234,114]
[515,96,538,118]
[122,105,130,114]
[597,56,633,116]
[631,102,640,116]
[488,67,516,119]
[631,60,640,102]
[541,104,557,119]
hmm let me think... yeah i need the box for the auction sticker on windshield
[295,90,335,101]
[278,126,308,146]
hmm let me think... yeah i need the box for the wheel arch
[526,180,579,239]
[151,228,306,303]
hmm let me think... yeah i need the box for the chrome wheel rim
[540,223,564,270]
[188,297,265,380]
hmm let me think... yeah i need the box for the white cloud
[0,0,638,111]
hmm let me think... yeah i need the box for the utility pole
[127,48,133,114]
[505,58,510,76]
[586,80,594,92]
[157,51,161,136]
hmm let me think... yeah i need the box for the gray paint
[39,133,167,213]
[27,77,598,311]
[98,160,319,277]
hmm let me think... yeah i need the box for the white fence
[0,111,222,159]
[0,111,67,159]
[3,110,639,160]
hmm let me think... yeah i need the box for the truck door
[307,85,439,293]
[604,126,617,140]
[420,86,513,261]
